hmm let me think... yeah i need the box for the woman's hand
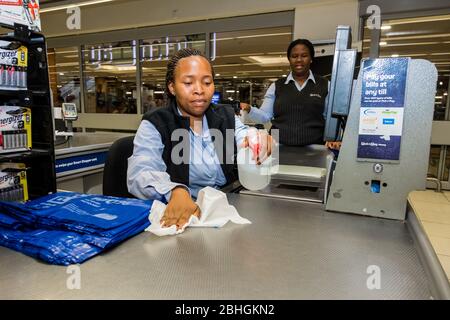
[325,141,341,150]
[242,129,274,165]
[240,102,252,113]
[161,186,201,230]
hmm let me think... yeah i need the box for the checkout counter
[55,132,132,194]
[0,120,436,299]
[0,193,431,299]
[0,137,438,299]
[53,102,132,194]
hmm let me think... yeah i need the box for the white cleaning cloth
[145,186,251,236]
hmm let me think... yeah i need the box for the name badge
[310,93,322,98]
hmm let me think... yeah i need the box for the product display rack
[0,23,56,200]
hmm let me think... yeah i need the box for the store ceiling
[49,26,293,88]
[363,14,450,81]
[47,12,450,95]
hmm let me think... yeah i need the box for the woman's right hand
[240,102,251,113]
[161,186,201,230]
[242,129,274,165]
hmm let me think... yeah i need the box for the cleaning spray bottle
[237,127,273,191]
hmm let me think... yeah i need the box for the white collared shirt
[248,70,328,124]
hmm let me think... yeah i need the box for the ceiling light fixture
[242,56,289,66]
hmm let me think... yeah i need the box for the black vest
[271,75,328,146]
[142,100,238,187]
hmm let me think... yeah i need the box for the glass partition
[82,41,138,114]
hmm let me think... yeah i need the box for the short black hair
[286,39,315,60]
[165,48,215,100]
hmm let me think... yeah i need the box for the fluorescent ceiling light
[381,25,392,30]
[364,15,450,28]
[391,54,399,57]
[242,56,289,66]
[55,62,79,67]
[363,33,450,42]
[62,54,79,59]
[377,53,428,58]
[379,41,387,46]
[431,52,450,56]
[216,32,291,41]
[41,0,114,13]
[216,53,265,58]
[381,41,440,47]
[386,14,450,26]
[98,65,136,71]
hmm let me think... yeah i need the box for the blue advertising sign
[357,58,409,161]
[56,152,108,174]
[361,58,408,108]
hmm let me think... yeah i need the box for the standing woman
[241,39,329,146]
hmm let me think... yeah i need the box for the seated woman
[127,48,272,230]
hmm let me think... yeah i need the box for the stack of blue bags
[0,192,153,265]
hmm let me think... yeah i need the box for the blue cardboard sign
[56,152,108,174]
[361,58,408,108]
[383,118,395,125]
[357,58,409,161]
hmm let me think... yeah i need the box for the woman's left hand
[325,141,341,150]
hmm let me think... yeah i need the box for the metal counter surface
[0,194,431,299]
[55,132,132,156]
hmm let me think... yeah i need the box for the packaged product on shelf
[0,163,28,202]
[0,105,31,153]
[0,45,27,90]
[0,0,42,32]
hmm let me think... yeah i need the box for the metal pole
[369,27,380,59]
[78,45,86,132]
[136,39,142,115]
[249,82,253,105]
[437,76,450,182]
